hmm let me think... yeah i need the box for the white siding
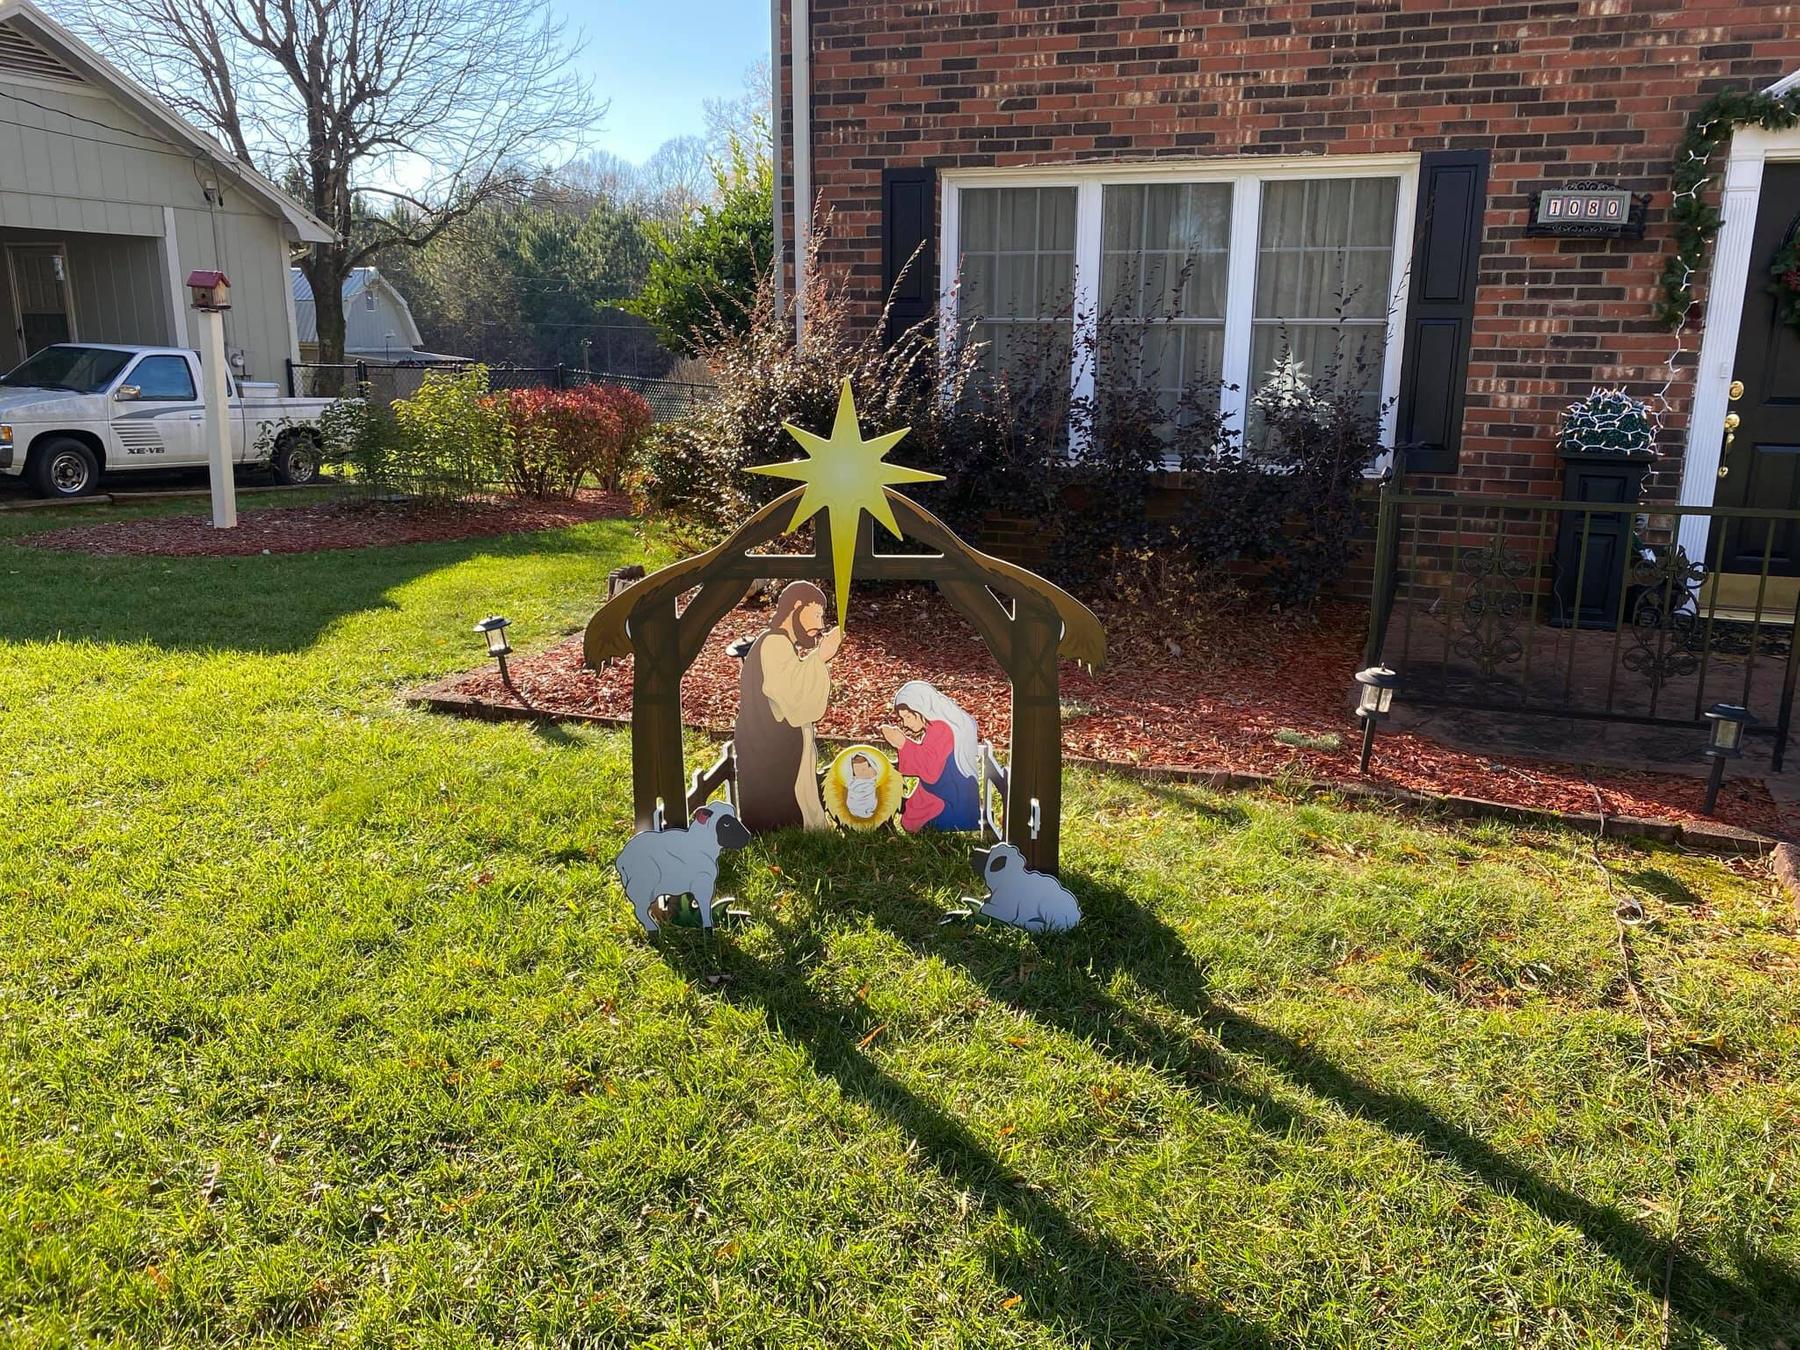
[0,74,300,379]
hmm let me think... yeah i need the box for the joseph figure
[735,581,842,832]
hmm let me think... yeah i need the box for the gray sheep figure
[968,843,1081,933]
[615,802,753,932]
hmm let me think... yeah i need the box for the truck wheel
[29,438,100,498]
[271,431,321,486]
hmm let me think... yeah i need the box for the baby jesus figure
[820,744,903,831]
[844,751,882,820]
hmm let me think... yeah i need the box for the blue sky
[558,0,771,164]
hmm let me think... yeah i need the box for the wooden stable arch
[585,486,1107,874]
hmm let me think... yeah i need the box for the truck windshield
[0,346,133,393]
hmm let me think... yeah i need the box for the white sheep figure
[962,842,1081,934]
[615,802,753,933]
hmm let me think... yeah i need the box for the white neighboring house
[290,266,463,366]
[0,0,332,381]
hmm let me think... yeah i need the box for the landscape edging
[407,678,1781,857]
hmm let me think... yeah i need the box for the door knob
[1724,411,1740,449]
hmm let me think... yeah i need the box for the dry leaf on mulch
[443,588,1796,839]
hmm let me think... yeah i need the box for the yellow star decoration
[745,378,943,627]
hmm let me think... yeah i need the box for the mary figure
[879,680,982,833]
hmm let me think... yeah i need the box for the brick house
[769,0,1800,572]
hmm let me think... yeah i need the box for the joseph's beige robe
[757,633,832,830]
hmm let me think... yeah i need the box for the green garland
[1770,233,1800,335]
[1658,87,1800,329]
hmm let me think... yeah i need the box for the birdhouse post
[186,270,235,529]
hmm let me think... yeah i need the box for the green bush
[628,135,774,353]
[313,394,399,495]
[390,365,510,500]
[318,366,509,501]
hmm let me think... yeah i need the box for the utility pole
[187,270,236,528]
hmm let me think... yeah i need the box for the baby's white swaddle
[846,773,879,819]
[843,754,880,819]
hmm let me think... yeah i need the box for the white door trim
[1676,119,1800,563]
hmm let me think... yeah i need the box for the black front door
[1712,162,1800,576]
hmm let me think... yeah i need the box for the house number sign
[1526,182,1648,239]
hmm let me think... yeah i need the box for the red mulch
[26,491,632,557]
[443,587,1798,840]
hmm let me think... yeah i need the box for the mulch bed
[25,491,632,557]
[440,587,1797,840]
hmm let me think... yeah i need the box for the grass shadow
[0,521,634,656]
[1621,867,1706,908]
[656,923,1276,1348]
[740,824,1797,1348]
[1135,777,1254,828]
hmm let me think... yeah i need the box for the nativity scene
[588,378,1105,932]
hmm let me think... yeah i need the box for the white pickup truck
[0,343,337,498]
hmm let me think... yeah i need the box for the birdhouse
[185,270,231,311]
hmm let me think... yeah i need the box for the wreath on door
[1769,221,1800,337]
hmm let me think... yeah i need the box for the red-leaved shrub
[498,384,653,498]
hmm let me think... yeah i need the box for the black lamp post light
[1353,665,1399,773]
[1701,702,1749,815]
[475,615,513,685]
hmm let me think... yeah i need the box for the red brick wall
[776,0,1800,498]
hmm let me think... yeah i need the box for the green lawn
[2,499,1797,1348]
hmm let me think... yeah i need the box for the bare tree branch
[64,0,595,361]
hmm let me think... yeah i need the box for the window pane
[997,254,1035,315]
[1102,185,1142,252]
[1260,181,1308,249]
[1101,254,1140,319]
[1102,182,1231,320]
[132,355,195,400]
[962,190,995,251]
[1000,189,1038,252]
[1039,187,1076,251]
[1341,248,1391,319]
[961,253,993,314]
[1349,177,1397,246]
[955,186,1076,395]
[1039,254,1073,312]
[1251,175,1398,436]
[1097,180,1233,432]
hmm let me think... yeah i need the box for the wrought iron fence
[285,361,715,421]
[1364,482,1800,770]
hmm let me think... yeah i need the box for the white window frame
[939,154,1420,460]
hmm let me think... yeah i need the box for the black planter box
[1549,448,1655,629]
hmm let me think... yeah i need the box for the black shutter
[881,166,937,347]
[1394,149,1489,476]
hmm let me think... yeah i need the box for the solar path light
[475,615,513,685]
[1353,665,1399,774]
[1701,702,1749,815]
